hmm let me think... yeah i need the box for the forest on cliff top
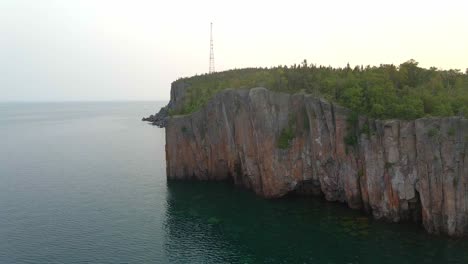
[173,60,468,120]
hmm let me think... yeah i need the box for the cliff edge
[142,81,189,127]
[165,87,468,236]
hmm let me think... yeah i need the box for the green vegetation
[448,127,455,136]
[357,168,364,178]
[345,112,359,149]
[277,127,294,149]
[385,162,395,169]
[360,122,371,137]
[344,133,358,148]
[174,60,468,119]
[277,113,298,149]
[428,127,439,138]
[303,111,310,130]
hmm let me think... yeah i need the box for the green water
[166,181,468,264]
[1,102,467,263]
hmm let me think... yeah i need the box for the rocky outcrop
[143,80,189,127]
[165,87,468,236]
[142,105,169,127]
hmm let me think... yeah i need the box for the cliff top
[170,60,468,120]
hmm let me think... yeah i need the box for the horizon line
[0,99,170,103]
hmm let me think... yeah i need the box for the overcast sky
[1,0,467,101]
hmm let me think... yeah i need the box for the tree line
[173,60,468,120]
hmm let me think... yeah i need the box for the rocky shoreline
[142,81,189,127]
[142,105,169,127]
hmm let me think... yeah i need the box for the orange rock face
[165,87,468,236]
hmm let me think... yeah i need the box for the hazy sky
[1,0,467,101]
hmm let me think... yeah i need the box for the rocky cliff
[165,87,468,236]
[142,81,189,127]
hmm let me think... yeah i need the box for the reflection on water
[165,180,468,264]
[1,102,468,264]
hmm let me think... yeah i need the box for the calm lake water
[1,102,468,264]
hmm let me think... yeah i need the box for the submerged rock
[165,87,468,237]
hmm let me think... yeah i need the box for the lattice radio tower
[209,22,215,74]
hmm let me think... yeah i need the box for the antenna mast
[209,22,215,74]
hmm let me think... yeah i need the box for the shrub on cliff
[277,127,294,149]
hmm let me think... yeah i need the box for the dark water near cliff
[1,102,468,264]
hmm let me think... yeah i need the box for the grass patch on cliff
[345,112,359,150]
[344,134,358,147]
[357,168,364,178]
[303,108,310,130]
[428,127,439,138]
[277,127,295,149]
[448,127,455,136]
[277,112,304,149]
[360,121,371,137]
[385,162,395,169]
[427,127,442,142]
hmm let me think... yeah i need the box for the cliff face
[143,81,189,127]
[165,87,468,236]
